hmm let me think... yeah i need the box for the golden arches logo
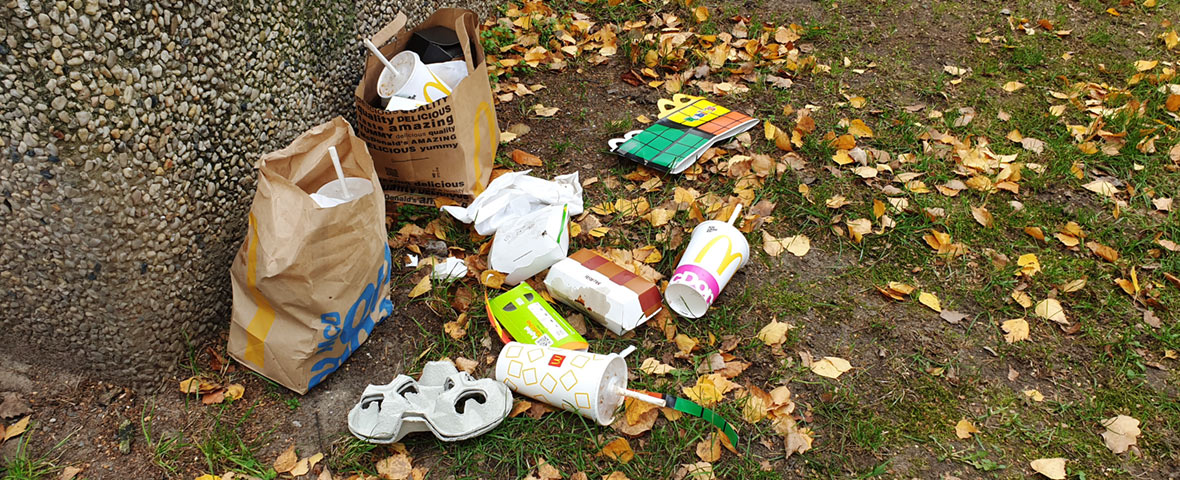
[421,72,452,103]
[694,235,744,275]
[471,102,495,195]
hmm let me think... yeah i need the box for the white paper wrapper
[441,170,583,236]
[426,60,469,90]
[488,205,569,285]
[431,257,468,281]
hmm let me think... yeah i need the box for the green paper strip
[666,395,739,449]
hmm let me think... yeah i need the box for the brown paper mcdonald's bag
[354,9,499,206]
[228,117,393,394]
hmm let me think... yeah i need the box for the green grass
[0,425,69,480]
[194,404,277,479]
[142,399,193,478]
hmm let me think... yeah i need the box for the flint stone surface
[0,0,494,386]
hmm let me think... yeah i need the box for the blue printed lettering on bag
[308,244,394,389]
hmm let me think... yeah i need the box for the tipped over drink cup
[494,342,660,425]
[664,205,750,319]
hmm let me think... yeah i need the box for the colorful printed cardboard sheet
[608,94,758,174]
[486,283,589,350]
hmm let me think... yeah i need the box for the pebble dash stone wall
[0,0,494,385]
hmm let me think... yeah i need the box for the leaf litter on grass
[285,2,1180,478]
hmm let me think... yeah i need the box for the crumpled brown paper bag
[228,117,393,394]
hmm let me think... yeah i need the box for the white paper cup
[377,51,453,104]
[309,177,374,208]
[495,342,626,425]
[664,220,750,318]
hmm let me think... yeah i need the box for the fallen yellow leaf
[273,444,298,474]
[1101,415,1141,454]
[600,437,635,463]
[692,6,709,22]
[443,315,468,340]
[810,356,852,379]
[4,416,29,441]
[639,358,676,376]
[532,104,560,117]
[918,291,942,312]
[1016,254,1041,277]
[376,452,414,480]
[1002,81,1026,92]
[757,319,793,346]
[1082,179,1117,197]
[480,270,507,289]
[1086,241,1119,263]
[682,375,723,407]
[846,218,872,243]
[848,119,873,138]
[695,432,722,462]
[1002,318,1029,343]
[1010,290,1032,308]
[1030,458,1067,480]
[1034,298,1067,324]
[224,384,245,401]
[1060,278,1086,293]
[1134,59,1159,72]
[954,419,980,439]
[971,205,994,228]
[408,275,432,298]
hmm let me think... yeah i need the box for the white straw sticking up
[363,39,399,76]
[327,146,350,198]
[727,203,743,225]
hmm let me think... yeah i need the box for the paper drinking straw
[327,146,350,198]
[728,203,743,225]
[363,39,399,78]
[619,388,667,407]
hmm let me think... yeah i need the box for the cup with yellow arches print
[664,206,750,319]
[377,51,453,104]
[494,342,628,425]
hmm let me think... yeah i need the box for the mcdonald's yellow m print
[243,213,277,366]
[421,72,452,103]
[471,101,495,194]
[694,235,744,275]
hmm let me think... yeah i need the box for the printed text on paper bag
[356,103,458,155]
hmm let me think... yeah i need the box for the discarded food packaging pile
[227,9,755,450]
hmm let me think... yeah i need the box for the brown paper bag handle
[453,11,478,74]
[371,12,409,47]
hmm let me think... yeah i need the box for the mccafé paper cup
[377,51,452,104]
[665,216,749,319]
[495,342,627,425]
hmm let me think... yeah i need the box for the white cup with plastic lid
[377,51,453,104]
